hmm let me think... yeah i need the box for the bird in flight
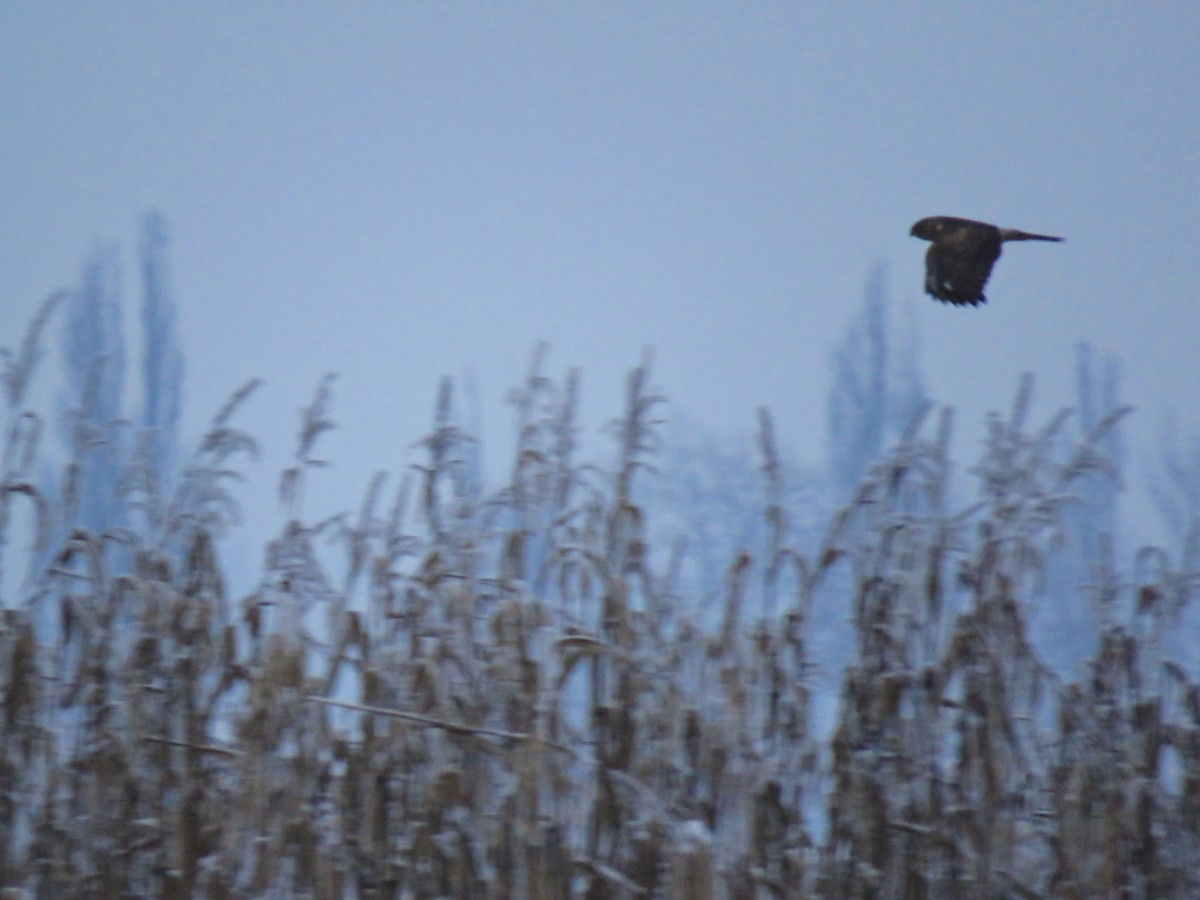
[910,216,1063,306]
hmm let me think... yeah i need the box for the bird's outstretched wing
[923,221,1001,305]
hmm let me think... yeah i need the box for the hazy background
[2,3,1197,560]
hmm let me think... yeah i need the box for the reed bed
[1,299,1197,898]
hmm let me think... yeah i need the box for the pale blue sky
[2,4,1197,547]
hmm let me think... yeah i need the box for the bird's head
[909,217,942,241]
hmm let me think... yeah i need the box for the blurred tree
[48,212,186,553]
[1145,418,1200,670]
[1073,341,1122,540]
[826,264,928,497]
[1036,342,1124,671]
[59,245,126,535]
[648,410,828,627]
[139,211,183,502]
[1148,421,1200,552]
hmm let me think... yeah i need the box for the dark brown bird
[910,216,1063,306]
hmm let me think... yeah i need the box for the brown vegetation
[1,302,1198,897]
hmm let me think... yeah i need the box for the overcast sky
[1,3,1197,552]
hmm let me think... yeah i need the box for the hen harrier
[910,216,1063,306]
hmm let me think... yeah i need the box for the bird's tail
[999,228,1063,242]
